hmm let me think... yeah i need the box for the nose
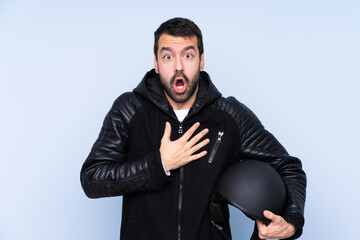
[174,56,184,72]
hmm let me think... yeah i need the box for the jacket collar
[133,68,222,120]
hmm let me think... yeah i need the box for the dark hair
[154,17,203,58]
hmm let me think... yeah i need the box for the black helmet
[215,160,286,224]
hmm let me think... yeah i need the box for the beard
[159,70,200,104]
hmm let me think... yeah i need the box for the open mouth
[173,77,187,93]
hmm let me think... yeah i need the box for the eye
[164,54,172,60]
[184,53,193,59]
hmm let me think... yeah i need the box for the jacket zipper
[177,122,184,240]
[142,80,219,239]
[208,131,224,163]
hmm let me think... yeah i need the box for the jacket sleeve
[80,93,170,198]
[227,97,306,239]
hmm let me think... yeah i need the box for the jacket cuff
[282,213,304,239]
[146,151,171,187]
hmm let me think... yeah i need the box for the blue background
[1,1,359,239]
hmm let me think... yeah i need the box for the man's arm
[80,93,170,198]
[225,97,306,239]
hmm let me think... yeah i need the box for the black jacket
[81,69,306,240]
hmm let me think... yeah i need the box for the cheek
[158,66,173,82]
[186,61,200,76]
[159,66,170,77]
[160,62,175,73]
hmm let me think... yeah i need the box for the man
[81,17,306,240]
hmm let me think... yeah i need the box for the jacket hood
[133,69,222,120]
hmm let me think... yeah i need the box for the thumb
[161,122,172,142]
[263,210,281,223]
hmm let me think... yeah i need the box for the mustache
[170,72,189,85]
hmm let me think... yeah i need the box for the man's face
[154,34,204,106]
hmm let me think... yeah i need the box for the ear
[154,55,159,74]
[200,53,205,71]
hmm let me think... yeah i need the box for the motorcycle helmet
[215,160,287,224]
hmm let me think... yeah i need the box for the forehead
[158,34,198,53]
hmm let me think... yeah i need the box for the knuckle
[192,134,200,141]
[186,156,194,163]
[258,228,267,237]
[189,154,198,161]
[183,132,190,139]
[198,132,206,138]
[197,144,205,152]
[192,142,200,149]
[188,127,196,133]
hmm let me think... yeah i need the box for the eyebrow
[160,45,196,54]
[184,46,196,51]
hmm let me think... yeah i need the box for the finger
[161,122,172,142]
[188,150,207,162]
[189,138,210,154]
[263,210,281,224]
[256,220,267,230]
[187,128,209,146]
[182,122,200,141]
[256,220,267,239]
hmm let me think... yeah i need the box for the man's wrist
[162,163,170,176]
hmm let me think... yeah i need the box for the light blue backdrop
[1,1,359,239]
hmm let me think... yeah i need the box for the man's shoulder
[112,91,145,109]
[212,96,260,124]
[108,91,147,123]
[213,96,250,114]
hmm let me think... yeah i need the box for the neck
[165,85,198,110]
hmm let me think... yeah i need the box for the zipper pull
[208,131,224,164]
[217,131,224,143]
[178,123,183,135]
